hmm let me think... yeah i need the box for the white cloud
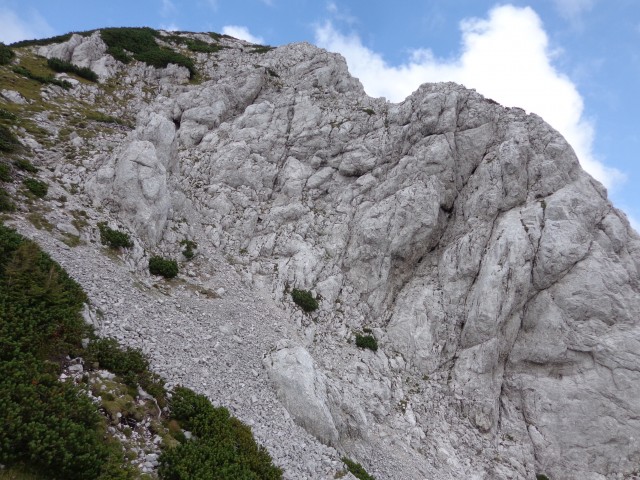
[160,23,181,32]
[161,0,177,17]
[0,7,55,44]
[221,25,264,44]
[315,4,624,191]
[552,0,596,20]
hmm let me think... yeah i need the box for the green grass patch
[12,65,72,90]
[85,111,129,126]
[0,108,17,121]
[47,58,98,82]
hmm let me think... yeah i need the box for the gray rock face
[38,31,118,80]
[19,32,640,479]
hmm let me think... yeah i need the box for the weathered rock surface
[10,31,640,479]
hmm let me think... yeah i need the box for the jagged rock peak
[6,29,640,480]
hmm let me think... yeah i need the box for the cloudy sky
[1,0,638,229]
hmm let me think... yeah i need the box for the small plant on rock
[291,288,319,312]
[97,222,133,249]
[180,239,197,260]
[355,333,378,352]
[342,457,376,480]
[23,178,48,198]
[149,256,178,278]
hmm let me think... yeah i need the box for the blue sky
[1,0,638,229]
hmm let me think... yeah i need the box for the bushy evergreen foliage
[158,387,283,480]
[47,57,98,82]
[0,223,115,479]
[0,42,15,65]
[149,256,179,278]
[23,178,48,198]
[100,28,196,78]
[355,334,378,352]
[97,222,133,249]
[291,288,319,312]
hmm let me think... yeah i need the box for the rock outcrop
[8,31,640,479]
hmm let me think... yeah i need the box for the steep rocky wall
[12,31,640,479]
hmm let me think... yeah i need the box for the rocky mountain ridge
[2,29,639,479]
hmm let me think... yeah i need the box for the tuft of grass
[13,158,38,173]
[23,178,48,198]
[12,66,72,90]
[291,288,319,312]
[355,334,378,352]
[47,58,98,82]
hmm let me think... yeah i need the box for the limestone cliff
[3,30,639,480]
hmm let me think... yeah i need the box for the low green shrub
[536,475,550,480]
[0,188,15,212]
[180,239,197,260]
[0,42,15,65]
[97,222,133,249]
[149,256,179,278]
[47,57,98,82]
[186,39,223,53]
[12,65,73,90]
[158,386,283,480]
[342,457,375,480]
[14,158,38,173]
[23,178,48,198]
[291,288,318,312]
[85,338,164,402]
[0,124,19,152]
[355,334,378,352]
[249,45,274,54]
